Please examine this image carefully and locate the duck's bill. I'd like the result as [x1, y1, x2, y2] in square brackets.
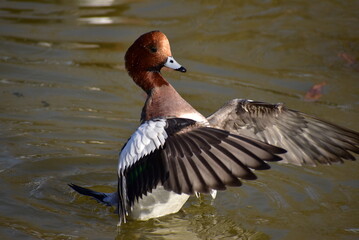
[164, 56, 187, 72]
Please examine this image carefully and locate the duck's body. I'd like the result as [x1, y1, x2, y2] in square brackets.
[69, 31, 359, 226]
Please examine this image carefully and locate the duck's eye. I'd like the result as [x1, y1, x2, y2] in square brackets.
[150, 46, 157, 53]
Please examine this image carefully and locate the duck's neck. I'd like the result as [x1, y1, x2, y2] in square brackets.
[130, 71, 169, 94]
[141, 83, 207, 123]
[129, 70, 207, 123]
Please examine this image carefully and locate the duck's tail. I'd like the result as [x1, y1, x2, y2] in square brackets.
[68, 183, 118, 206]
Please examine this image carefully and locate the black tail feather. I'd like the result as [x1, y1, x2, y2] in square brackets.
[68, 183, 111, 206]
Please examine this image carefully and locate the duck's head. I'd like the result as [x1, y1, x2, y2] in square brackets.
[125, 31, 186, 77]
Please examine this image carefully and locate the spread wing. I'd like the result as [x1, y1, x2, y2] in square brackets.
[207, 99, 359, 166]
[116, 117, 285, 224]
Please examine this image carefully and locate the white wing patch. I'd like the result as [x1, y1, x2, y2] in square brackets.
[119, 119, 168, 171]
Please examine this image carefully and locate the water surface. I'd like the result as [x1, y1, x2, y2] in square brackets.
[0, 0, 358, 239]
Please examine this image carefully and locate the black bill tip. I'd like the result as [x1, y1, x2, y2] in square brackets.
[176, 66, 187, 73]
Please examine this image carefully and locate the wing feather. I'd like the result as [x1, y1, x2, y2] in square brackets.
[117, 117, 286, 223]
[207, 99, 359, 165]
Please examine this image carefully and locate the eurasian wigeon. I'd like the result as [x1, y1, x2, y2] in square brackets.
[69, 31, 359, 226]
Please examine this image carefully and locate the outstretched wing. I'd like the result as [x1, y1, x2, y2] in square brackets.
[207, 99, 359, 166]
[117, 117, 285, 224]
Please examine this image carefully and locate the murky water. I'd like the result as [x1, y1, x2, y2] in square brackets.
[1, 0, 358, 239]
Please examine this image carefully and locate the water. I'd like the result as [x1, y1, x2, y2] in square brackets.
[0, 0, 358, 239]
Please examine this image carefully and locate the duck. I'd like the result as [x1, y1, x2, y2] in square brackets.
[69, 30, 359, 226]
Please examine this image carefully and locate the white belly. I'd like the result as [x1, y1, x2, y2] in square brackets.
[129, 186, 190, 221]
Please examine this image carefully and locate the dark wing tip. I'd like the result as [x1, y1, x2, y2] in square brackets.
[271, 154, 284, 162]
[241, 171, 258, 180]
[274, 146, 287, 154]
[255, 162, 272, 170]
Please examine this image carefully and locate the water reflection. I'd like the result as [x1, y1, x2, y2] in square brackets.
[78, 0, 117, 7]
[0, 0, 358, 239]
[116, 198, 269, 240]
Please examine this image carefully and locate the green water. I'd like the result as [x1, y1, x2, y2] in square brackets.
[0, 0, 358, 239]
